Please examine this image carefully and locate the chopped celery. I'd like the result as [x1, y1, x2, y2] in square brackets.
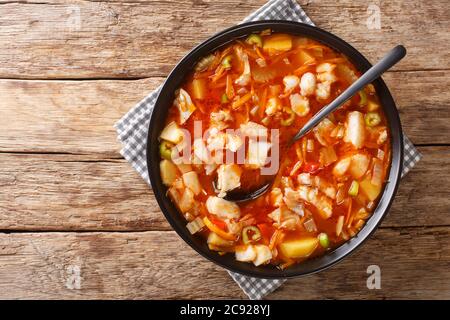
[280, 108, 295, 126]
[348, 180, 359, 196]
[221, 93, 229, 104]
[359, 90, 367, 106]
[365, 112, 381, 127]
[246, 34, 263, 47]
[221, 55, 232, 69]
[318, 233, 329, 248]
[159, 141, 173, 160]
[242, 226, 262, 244]
[186, 217, 205, 235]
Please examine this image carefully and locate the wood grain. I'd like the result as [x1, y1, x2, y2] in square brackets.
[0, 227, 448, 299]
[0, 70, 448, 158]
[0, 147, 448, 231]
[0, 0, 448, 79]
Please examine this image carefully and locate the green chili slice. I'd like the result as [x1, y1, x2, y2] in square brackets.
[242, 226, 262, 244]
[246, 34, 263, 47]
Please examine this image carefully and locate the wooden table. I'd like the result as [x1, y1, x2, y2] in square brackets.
[0, 0, 449, 300]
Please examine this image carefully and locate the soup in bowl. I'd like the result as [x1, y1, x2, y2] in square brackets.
[147, 21, 402, 278]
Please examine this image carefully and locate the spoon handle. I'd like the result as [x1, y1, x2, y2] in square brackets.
[291, 45, 406, 142]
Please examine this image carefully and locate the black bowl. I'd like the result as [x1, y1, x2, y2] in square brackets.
[147, 20, 403, 278]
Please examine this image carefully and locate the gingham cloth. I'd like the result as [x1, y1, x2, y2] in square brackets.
[115, 0, 422, 300]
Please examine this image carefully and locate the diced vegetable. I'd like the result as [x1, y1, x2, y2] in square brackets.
[358, 90, 367, 106]
[365, 112, 381, 127]
[246, 34, 263, 47]
[192, 78, 207, 100]
[279, 238, 319, 259]
[221, 55, 232, 69]
[159, 141, 173, 160]
[194, 54, 214, 72]
[360, 177, 382, 201]
[160, 160, 179, 186]
[348, 180, 359, 196]
[332, 157, 351, 177]
[178, 188, 195, 213]
[319, 146, 338, 166]
[336, 215, 344, 236]
[349, 153, 370, 179]
[242, 226, 262, 244]
[371, 158, 384, 187]
[296, 50, 315, 65]
[176, 163, 192, 174]
[182, 171, 202, 195]
[207, 232, 235, 247]
[303, 217, 317, 232]
[263, 34, 292, 52]
[318, 233, 330, 248]
[306, 139, 314, 152]
[160, 121, 183, 144]
[186, 217, 205, 234]
[221, 93, 229, 104]
[367, 100, 380, 112]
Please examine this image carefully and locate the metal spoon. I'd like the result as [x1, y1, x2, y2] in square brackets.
[224, 45, 406, 202]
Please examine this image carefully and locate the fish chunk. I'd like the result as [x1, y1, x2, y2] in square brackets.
[300, 72, 316, 96]
[247, 139, 271, 168]
[206, 196, 241, 219]
[236, 245, 257, 262]
[344, 111, 366, 149]
[291, 186, 333, 219]
[253, 245, 273, 266]
[290, 93, 310, 116]
[216, 164, 242, 197]
[174, 88, 196, 124]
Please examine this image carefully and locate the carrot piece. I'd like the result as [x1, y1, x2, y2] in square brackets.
[209, 216, 227, 231]
[294, 63, 315, 76]
[231, 91, 252, 110]
[258, 87, 268, 118]
[345, 198, 353, 225]
[257, 223, 275, 240]
[226, 74, 235, 99]
[203, 217, 237, 241]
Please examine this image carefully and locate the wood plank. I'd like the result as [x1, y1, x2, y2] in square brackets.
[0, 227, 448, 299]
[0, 147, 448, 231]
[0, 70, 448, 157]
[0, 0, 448, 79]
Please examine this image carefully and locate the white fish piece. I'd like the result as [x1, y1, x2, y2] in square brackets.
[216, 164, 242, 197]
[226, 133, 243, 152]
[344, 111, 366, 149]
[193, 138, 210, 163]
[283, 75, 300, 93]
[240, 121, 268, 138]
[295, 186, 333, 219]
[236, 245, 257, 262]
[300, 72, 316, 96]
[204, 163, 218, 176]
[297, 174, 337, 199]
[315, 81, 331, 100]
[290, 93, 310, 117]
[283, 188, 305, 216]
[174, 88, 196, 124]
[234, 46, 251, 86]
[247, 139, 271, 168]
[253, 245, 273, 266]
[316, 63, 336, 73]
[210, 109, 233, 130]
[317, 71, 337, 83]
[206, 196, 241, 219]
[265, 97, 281, 116]
[206, 128, 226, 151]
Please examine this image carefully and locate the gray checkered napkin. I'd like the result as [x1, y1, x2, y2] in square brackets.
[115, 0, 422, 300]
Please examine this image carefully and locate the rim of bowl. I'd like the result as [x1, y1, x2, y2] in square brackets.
[147, 20, 403, 279]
